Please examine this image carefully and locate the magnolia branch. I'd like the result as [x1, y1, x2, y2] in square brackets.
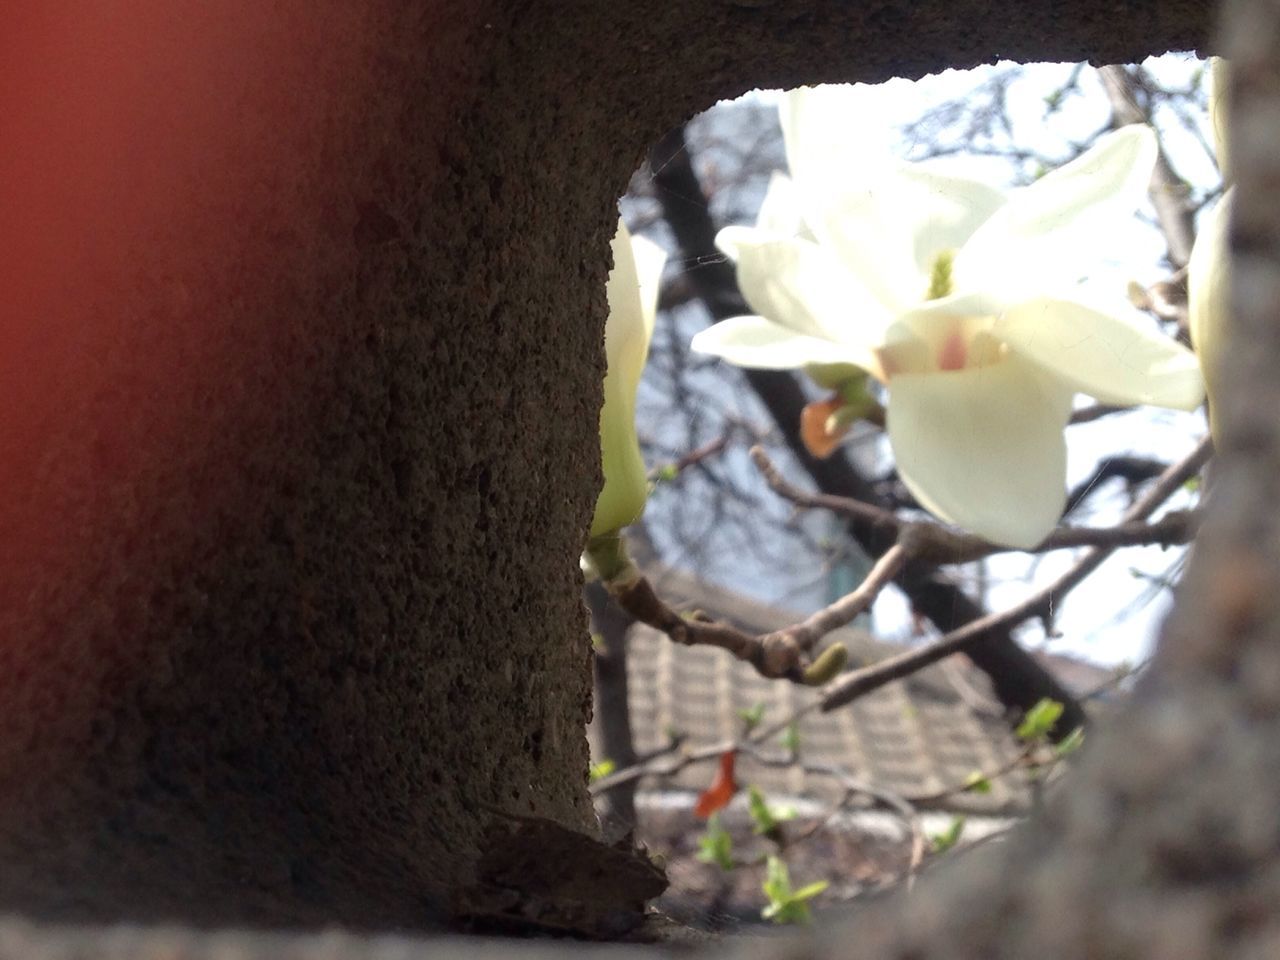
[817, 435, 1212, 712]
[1099, 64, 1197, 268]
[606, 434, 1204, 688]
[605, 570, 856, 685]
[648, 434, 731, 481]
[750, 445, 1202, 564]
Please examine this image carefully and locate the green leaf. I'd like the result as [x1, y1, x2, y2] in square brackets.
[1016, 698, 1064, 741]
[655, 463, 679, 483]
[590, 632, 605, 651]
[762, 855, 792, 902]
[696, 814, 735, 871]
[747, 786, 777, 835]
[588, 758, 616, 782]
[791, 880, 830, 902]
[738, 703, 766, 733]
[771, 803, 798, 822]
[780, 723, 801, 755]
[762, 899, 813, 925]
[1055, 727, 1086, 757]
[930, 815, 966, 854]
[760, 857, 823, 925]
[964, 772, 992, 794]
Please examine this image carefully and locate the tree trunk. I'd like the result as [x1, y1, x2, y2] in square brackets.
[0, 0, 1217, 942]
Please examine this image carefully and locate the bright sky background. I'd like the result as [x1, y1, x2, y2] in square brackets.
[633, 54, 1216, 670]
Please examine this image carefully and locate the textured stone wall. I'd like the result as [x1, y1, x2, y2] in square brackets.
[0, 0, 1215, 939]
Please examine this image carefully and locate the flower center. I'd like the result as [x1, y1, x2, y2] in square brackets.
[926, 250, 955, 301]
[938, 329, 967, 371]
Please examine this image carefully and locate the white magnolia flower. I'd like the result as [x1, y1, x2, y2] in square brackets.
[591, 218, 666, 539]
[692, 85, 1205, 548]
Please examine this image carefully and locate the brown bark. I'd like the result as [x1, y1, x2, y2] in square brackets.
[586, 581, 640, 830]
[0, 0, 1220, 946]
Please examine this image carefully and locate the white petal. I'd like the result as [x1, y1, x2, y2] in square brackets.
[998, 297, 1205, 410]
[956, 125, 1157, 299]
[793, 182, 922, 312]
[605, 219, 651, 392]
[892, 163, 1008, 275]
[714, 226, 894, 347]
[779, 85, 883, 192]
[778, 87, 929, 310]
[755, 172, 816, 241]
[1209, 57, 1230, 180]
[888, 359, 1073, 548]
[631, 233, 667, 343]
[690, 315, 877, 370]
[780, 86, 1007, 308]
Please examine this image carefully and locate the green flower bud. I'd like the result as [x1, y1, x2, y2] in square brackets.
[804, 362, 864, 390]
[590, 219, 666, 539]
[801, 643, 848, 686]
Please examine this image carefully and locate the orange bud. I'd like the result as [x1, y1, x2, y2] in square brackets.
[800, 396, 851, 459]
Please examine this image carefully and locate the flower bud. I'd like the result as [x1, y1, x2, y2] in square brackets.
[590, 218, 666, 539]
[1209, 57, 1230, 182]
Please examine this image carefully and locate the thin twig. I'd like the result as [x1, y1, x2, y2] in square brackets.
[799, 759, 926, 883]
[650, 435, 731, 481]
[1099, 64, 1198, 268]
[593, 736, 925, 888]
[749, 445, 899, 531]
[818, 436, 1212, 712]
[768, 545, 909, 652]
[1064, 455, 1169, 516]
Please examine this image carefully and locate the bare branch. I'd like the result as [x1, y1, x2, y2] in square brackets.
[1099, 64, 1198, 268]
[769, 545, 910, 650]
[752, 444, 1201, 564]
[817, 436, 1211, 712]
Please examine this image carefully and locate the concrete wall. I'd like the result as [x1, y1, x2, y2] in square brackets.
[0, 0, 1215, 938]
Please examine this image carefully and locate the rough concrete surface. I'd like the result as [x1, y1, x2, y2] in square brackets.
[6, 0, 1270, 955]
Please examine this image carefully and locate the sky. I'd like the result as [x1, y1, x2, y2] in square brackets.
[629, 54, 1217, 669]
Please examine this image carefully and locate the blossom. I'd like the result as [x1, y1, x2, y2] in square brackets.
[590, 218, 666, 540]
[691, 85, 1204, 548]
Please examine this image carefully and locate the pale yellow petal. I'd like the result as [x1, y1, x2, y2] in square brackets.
[956, 125, 1157, 300]
[888, 359, 1073, 548]
[715, 226, 894, 346]
[998, 296, 1204, 410]
[690, 315, 879, 372]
